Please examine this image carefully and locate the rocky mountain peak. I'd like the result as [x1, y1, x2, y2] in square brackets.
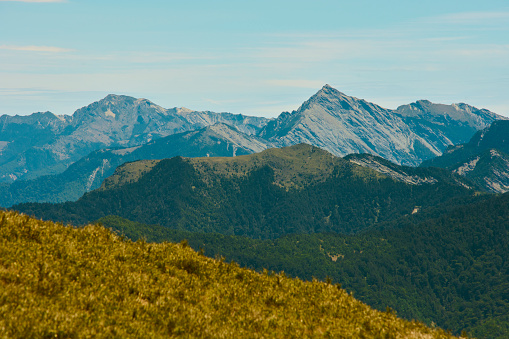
[307, 84, 351, 106]
[396, 100, 504, 126]
[101, 94, 137, 105]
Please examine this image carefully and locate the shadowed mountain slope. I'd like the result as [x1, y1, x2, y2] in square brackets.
[421, 120, 509, 193]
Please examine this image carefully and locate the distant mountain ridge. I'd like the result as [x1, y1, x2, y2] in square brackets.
[0, 85, 504, 186]
[0, 95, 269, 183]
[0, 123, 270, 207]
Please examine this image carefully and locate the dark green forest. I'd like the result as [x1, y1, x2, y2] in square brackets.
[15, 150, 479, 239]
[99, 191, 509, 338]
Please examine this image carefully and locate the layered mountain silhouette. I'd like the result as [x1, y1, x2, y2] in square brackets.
[0, 85, 504, 191]
[421, 120, 509, 193]
[0, 123, 270, 207]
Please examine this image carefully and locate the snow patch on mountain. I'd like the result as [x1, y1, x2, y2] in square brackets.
[104, 109, 116, 118]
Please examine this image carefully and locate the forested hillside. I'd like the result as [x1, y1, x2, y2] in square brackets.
[99, 191, 509, 338]
[14, 145, 477, 239]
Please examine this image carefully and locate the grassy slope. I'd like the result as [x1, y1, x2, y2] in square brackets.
[0, 210, 456, 338]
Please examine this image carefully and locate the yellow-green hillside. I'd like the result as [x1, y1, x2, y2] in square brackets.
[100, 144, 385, 192]
[0, 210, 457, 338]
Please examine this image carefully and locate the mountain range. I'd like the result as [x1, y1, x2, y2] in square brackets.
[11, 143, 506, 337]
[0, 84, 504, 207]
[0, 95, 268, 183]
[4, 85, 509, 338]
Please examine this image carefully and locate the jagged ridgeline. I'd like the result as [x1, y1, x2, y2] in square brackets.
[15, 144, 477, 238]
[1, 85, 504, 209]
[0, 209, 458, 338]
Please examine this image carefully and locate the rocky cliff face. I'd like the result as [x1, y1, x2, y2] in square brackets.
[259, 85, 503, 166]
[451, 150, 509, 193]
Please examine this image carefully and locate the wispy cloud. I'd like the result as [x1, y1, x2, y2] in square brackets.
[0, 0, 66, 2]
[0, 45, 74, 53]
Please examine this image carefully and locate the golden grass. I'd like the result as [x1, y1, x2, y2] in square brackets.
[0, 210, 458, 338]
[190, 144, 385, 190]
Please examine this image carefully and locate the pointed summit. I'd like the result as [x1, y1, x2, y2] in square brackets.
[259, 86, 443, 166]
[313, 84, 345, 99]
[320, 84, 334, 92]
[303, 85, 380, 114]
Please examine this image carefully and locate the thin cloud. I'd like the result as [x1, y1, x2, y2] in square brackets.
[442, 11, 509, 23]
[0, 45, 74, 53]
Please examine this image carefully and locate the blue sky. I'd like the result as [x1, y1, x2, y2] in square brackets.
[1, 0, 508, 118]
